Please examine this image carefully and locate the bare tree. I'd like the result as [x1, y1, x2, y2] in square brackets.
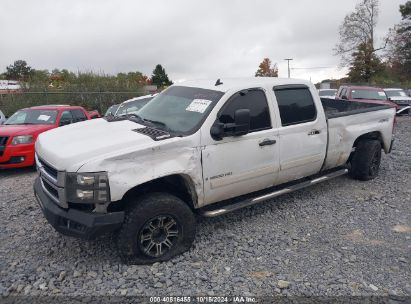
[334, 0, 382, 66]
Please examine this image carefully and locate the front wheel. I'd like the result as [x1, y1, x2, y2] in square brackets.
[116, 193, 196, 264]
[349, 139, 382, 181]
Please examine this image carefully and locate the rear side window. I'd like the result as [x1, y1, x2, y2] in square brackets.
[219, 89, 271, 132]
[273, 87, 316, 126]
[71, 109, 87, 122]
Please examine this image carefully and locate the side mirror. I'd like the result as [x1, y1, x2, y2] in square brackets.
[59, 119, 71, 126]
[341, 95, 348, 100]
[233, 109, 250, 136]
[210, 122, 224, 140]
[210, 109, 251, 140]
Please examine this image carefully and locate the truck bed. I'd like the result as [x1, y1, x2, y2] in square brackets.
[321, 98, 392, 119]
[321, 98, 395, 171]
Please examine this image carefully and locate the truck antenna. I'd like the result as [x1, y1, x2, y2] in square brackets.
[215, 79, 223, 86]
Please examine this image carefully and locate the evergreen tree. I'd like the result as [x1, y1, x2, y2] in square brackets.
[347, 42, 384, 82]
[151, 64, 172, 86]
[5, 60, 33, 81]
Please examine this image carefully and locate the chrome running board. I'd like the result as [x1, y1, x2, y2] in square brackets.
[201, 168, 348, 217]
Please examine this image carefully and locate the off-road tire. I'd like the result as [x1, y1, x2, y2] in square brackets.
[350, 139, 382, 181]
[116, 193, 196, 264]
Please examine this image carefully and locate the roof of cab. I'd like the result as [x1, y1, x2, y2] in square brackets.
[343, 85, 384, 91]
[384, 88, 403, 91]
[121, 94, 157, 104]
[22, 105, 84, 111]
[175, 78, 313, 93]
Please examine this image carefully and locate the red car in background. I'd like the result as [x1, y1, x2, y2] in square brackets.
[88, 110, 101, 119]
[335, 85, 400, 113]
[0, 105, 91, 168]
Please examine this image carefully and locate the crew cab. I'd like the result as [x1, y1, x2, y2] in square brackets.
[336, 85, 400, 113]
[0, 105, 91, 168]
[34, 78, 396, 264]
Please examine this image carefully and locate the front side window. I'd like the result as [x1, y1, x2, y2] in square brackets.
[274, 87, 317, 126]
[218, 89, 271, 132]
[5, 110, 58, 125]
[340, 88, 347, 98]
[137, 86, 224, 134]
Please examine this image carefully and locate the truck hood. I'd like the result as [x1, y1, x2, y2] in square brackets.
[35, 118, 157, 171]
[389, 96, 411, 104]
[0, 124, 54, 137]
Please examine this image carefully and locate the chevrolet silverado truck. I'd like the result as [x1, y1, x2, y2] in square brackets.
[0, 105, 91, 168]
[34, 78, 396, 264]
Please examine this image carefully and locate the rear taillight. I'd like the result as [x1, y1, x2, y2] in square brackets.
[392, 116, 396, 133]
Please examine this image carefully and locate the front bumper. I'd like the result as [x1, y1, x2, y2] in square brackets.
[34, 177, 124, 240]
[0, 143, 35, 168]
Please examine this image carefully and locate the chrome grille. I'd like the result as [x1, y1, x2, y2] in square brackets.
[38, 158, 58, 180]
[36, 154, 68, 208]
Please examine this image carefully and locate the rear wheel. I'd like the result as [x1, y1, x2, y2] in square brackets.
[116, 193, 196, 264]
[349, 139, 382, 181]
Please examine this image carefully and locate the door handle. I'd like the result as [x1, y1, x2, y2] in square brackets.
[308, 130, 321, 135]
[259, 139, 277, 146]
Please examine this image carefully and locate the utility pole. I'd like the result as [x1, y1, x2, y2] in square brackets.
[284, 58, 293, 78]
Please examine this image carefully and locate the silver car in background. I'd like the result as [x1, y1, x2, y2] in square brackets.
[115, 94, 156, 117]
[318, 89, 337, 99]
[384, 88, 411, 115]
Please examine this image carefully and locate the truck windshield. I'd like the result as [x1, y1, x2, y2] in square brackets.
[319, 90, 337, 96]
[105, 104, 119, 116]
[137, 86, 224, 134]
[116, 97, 152, 116]
[351, 89, 387, 100]
[5, 110, 58, 125]
[385, 90, 407, 98]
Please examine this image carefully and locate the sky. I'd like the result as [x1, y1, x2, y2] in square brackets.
[0, 0, 405, 84]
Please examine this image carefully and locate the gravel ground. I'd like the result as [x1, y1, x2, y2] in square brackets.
[0, 117, 410, 299]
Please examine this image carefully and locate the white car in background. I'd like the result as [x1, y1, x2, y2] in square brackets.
[0, 110, 6, 125]
[318, 89, 337, 99]
[384, 88, 411, 115]
[115, 94, 156, 117]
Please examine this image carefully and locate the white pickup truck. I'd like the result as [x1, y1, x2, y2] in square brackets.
[34, 78, 396, 264]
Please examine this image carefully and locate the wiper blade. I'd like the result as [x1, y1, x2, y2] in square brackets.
[143, 118, 167, 128]
[125, 113, 144, 122]
[142, 118, 173, 133]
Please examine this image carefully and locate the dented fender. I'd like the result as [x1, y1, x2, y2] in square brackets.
[78, 135, 204, 206]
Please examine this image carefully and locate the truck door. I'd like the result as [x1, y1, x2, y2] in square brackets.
[201, 88, 280, 205]
[273, 85, 327, 183]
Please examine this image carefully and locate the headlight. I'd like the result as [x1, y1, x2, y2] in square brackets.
[12, 135, 33, 145]
[65, 172, 110, 204]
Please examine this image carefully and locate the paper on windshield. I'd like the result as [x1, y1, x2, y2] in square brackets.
[38, 115, 51, 121]
[186, 99, 212, 113]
